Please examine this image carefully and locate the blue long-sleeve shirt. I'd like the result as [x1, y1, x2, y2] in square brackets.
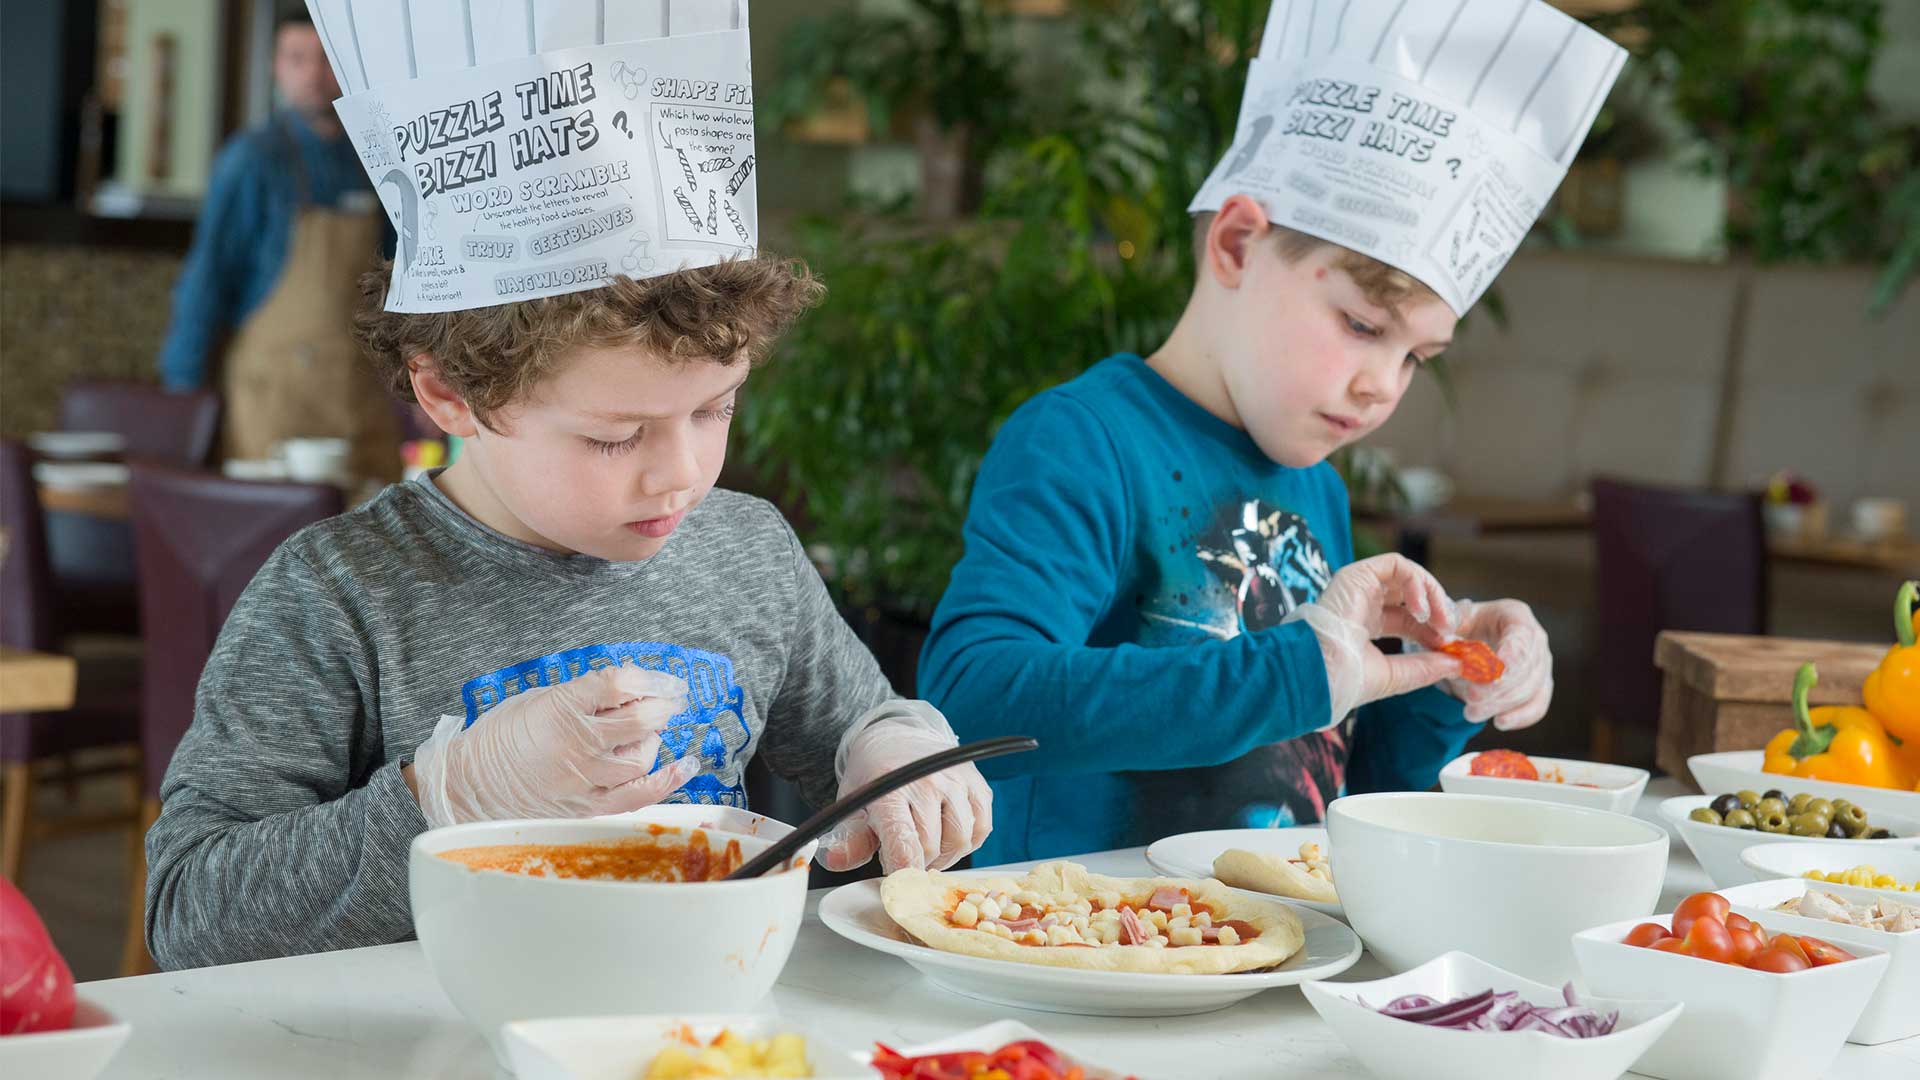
[919, 354, 1477, 864]
[158, 112, 378, 390]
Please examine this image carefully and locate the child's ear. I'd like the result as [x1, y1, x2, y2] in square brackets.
[408, 355, 480, 438]
[1205, 194, 1270, 290]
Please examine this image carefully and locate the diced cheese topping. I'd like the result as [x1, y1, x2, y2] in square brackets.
[1217, 925, 1241, 946]
[950, 900, 979, 928]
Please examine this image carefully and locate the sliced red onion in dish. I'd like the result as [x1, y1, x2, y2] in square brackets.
[1362, 984, 1618, 1038]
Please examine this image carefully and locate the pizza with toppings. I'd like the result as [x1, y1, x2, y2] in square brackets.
[1211, 842, 1338, 905]
[879, 861, 1305, 975]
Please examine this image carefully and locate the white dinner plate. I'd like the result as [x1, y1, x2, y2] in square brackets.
[817, 871, 1361, 1017]
[31, 461, 130, 490]
[1144, 827, 1343, 919]
[27, 431, 123, 459]
[1689, 750, 1920, 822]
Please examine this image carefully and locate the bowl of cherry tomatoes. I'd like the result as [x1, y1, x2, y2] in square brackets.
[1572, 891, 1890, 1080]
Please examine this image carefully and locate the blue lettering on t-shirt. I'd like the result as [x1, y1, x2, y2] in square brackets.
[459, 641, 752, 806]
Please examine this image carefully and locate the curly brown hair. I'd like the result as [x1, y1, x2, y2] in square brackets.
[1191, 213, 1440, 315]
[353, 257, 825, 427]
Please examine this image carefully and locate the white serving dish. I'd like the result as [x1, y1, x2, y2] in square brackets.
[1657, 795, 1920, 888]
[1143, 826, 1342, 918]
[1573, 911, 1889, 1080]
[1718, 877, 1920, 1044]
[859, 1019, 1137, 1080]
[0, 998, 132, 1080]
[1326, 792, 1668, 984]
[1302, 951, 1682, 1080]
[30, 461, 130, 490]
[1739, 840, 1920, 898]
[816, 872, 1362, 1017]
[595, 803, 798, 843]
[1438, 753, 1649, 815]
[502, 1013, 867, 1080]
[27, 431, 124, 459]
[1689, 750, 1920, 822]
[411, 818, 816, 1067]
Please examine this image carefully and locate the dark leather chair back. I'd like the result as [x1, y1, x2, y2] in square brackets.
[128, 465, 343, 796]
[59, 380, 221, 468]
[1591, 477, 1768, 767]
[0, 438, 57, 653]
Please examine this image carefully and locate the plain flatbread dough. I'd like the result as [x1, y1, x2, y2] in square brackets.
[879, 860, 1304, 975]
[1211, 848, 1339, 905]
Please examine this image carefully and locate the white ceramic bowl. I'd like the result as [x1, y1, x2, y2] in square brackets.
[1438, 753, 1650, 815]
[411, 818, 816, 1067]
[1302, 951, 1681, 1080]
[595, 803, 796, 843]
[1572, 912, 1889, 1080]
[1326, 792, 1668, 983]
[1658, 795, 1920, 888]
[1738, 840, 1920, 899]
[1719, 877, 1920, 1044]
[0, 998, 131, 1080]
[1689, 750, 1920, 822]
[503, 1013, 867, 1080]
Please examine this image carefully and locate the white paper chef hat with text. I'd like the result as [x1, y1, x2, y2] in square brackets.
[306, 1, 756, 312]
[1190, 0, 1627, 315]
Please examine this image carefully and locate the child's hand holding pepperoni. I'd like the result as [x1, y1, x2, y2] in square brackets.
[1437, 598, 1554, 731]
[1284, 554, 1466, 729]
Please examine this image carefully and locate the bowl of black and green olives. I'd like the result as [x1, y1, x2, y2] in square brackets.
[1660, 793, 1920, 888]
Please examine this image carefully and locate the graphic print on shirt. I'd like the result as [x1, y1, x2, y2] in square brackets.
[1136, 494, 1347, 831]
[461, 641, 750, 806]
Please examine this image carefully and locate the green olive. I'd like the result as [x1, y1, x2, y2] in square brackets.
[1791, 815, 1830, 837]
[1837, 804, 1871, 831]
[1830, 798, 1853, 813]
[1788, 793, 1813, 815]
[1758, 810, 1792, 834]
[1723, 808, 1758, 829]
[1738, 789, 1762, 810]
[1690, 807, 1725, 826]
[1805, 798, 1833, 819]
[1852, 821, 1877, 840]
[1754, 797, 1788, 820]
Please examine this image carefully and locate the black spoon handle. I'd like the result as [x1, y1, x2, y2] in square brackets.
[723, 735, 1038, 880]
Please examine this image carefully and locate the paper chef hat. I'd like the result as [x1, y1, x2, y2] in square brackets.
[1190, 0, 1627, 315]
[305, 1, 756, 312]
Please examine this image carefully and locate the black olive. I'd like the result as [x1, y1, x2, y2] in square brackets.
[1826, 819, 1851, 839]
[1868, 828, 1894, 840]
[1761, 789, 1786, 803]
[1710, 793, 1743, 817]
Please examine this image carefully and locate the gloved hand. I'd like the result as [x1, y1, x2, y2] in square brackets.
[411, 666, 702, 828]
[818, 702, 993, 874]
[1283, 553, 1463, 729]
[1438, 598, 1554, 730]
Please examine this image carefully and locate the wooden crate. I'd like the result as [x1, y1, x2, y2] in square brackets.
[1654, 632, 1887, 783]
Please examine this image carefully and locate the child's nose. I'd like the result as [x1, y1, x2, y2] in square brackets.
[638, 427, 702, 499]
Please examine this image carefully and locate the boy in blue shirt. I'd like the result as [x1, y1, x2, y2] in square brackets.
[920, 0, 1621, 863]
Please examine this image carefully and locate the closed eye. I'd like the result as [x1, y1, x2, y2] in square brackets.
[584, 430, 642, 455]
[1344, 313, 1382, 339]
[695, 403, 738, 422]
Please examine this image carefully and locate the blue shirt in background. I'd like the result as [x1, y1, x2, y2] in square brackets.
[919, 354, 1478, 865]
[158, 112, 379, 390]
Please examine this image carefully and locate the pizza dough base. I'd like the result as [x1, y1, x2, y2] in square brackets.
[1211, 848, 1339, 905]
[880, 860, 1305, 975]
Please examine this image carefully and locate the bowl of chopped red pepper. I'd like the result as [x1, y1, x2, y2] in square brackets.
[866, 1021, 1136, 1080]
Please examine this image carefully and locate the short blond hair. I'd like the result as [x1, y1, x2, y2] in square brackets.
[1191, 212, 1439, 314]
[353, 257, 824, 427]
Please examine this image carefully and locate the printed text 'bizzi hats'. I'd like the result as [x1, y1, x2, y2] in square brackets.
[1190, 0, 1627, 315]
[306, 0, 756, 312]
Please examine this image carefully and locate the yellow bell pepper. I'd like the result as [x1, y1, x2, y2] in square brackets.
[1763, 662, 1917, 789]
[1862, 581, 1919, 775]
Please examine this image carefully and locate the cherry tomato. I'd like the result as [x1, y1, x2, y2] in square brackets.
[1797, 936, 1857, 967]
[1745, 948, 1811, 973]
[1724, 913, 1756, 936]
[1683, 914, 1735, 964]
[1468, 749, 1537, 780]
[1670, 893, 1731, 940]
[1728, 927, 1766, 965]
[1650, 937, 1691, 955]
[1623, 923, 1672, 948]
[1772, 933, 1811, 966]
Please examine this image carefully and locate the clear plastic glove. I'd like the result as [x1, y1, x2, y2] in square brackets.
[818, 702, 993, 874]
[411, 666, 703, 828]
[1438, 598, 1554, 731]
[1283, 553, 1463, 729]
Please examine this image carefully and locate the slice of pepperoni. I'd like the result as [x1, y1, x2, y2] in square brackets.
[1439, 638, 1505, 684]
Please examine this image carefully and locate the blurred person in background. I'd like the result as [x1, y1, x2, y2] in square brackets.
[156, 11, 399, 482]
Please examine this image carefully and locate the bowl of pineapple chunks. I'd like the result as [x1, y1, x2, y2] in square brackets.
[502, 1015, 869, 1079]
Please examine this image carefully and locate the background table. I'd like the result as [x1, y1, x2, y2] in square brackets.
[0, 645, 78, 711]
[80, 780, 1920, 1079]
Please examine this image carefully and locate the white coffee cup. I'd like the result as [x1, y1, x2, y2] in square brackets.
[280, 438, 352, 485]
[1852, 497, 1909, 542]
[1397, 467, 1454, 512]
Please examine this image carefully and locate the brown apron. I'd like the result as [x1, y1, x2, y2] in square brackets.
[222, 127, 400, 484]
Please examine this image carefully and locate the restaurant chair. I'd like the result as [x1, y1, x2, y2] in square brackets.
[123, 464, 343, 975]
[1590, 477, 1768, 770]
[0, 439, 143, 885]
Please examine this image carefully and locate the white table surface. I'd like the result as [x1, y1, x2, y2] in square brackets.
[81, 779, 1920, 1079]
